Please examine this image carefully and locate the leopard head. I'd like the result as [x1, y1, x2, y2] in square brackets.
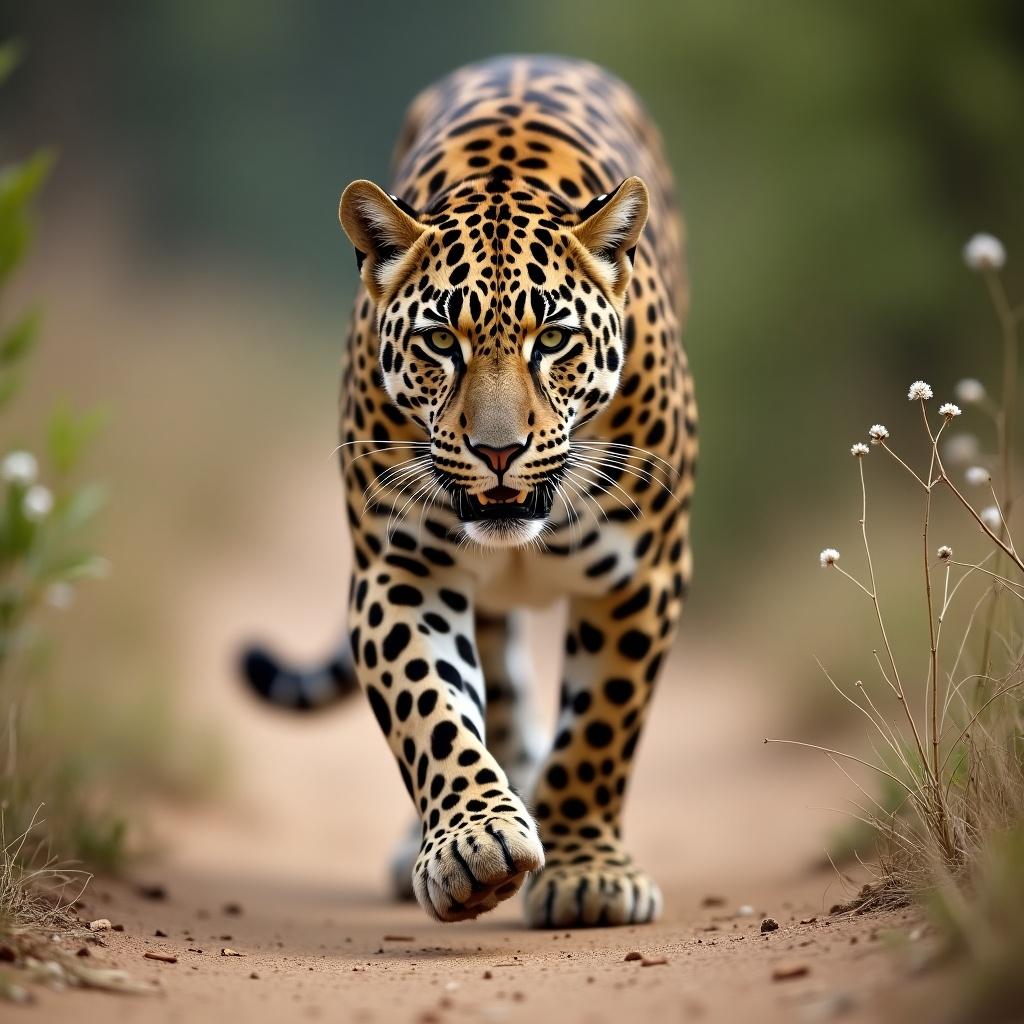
[339, 172, 648, 548]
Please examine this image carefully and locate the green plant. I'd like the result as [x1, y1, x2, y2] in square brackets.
[0, 40, 117, 865]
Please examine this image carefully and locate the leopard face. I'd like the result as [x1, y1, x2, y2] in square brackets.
[339, 174, 649, 548]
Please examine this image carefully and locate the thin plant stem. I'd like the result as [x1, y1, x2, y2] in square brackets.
[855, 457, 932, 783]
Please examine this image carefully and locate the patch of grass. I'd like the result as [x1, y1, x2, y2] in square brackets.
[0, 809, 152, 1004]
[770, 235, 1024, 933]
[0, 807, 84, 934]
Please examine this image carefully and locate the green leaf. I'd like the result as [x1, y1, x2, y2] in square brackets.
[0, 370, 20, 409]
[0, 148, 56, 211]
[0, 481, 35, 561]
[0, 40, 21, 86]
[0, 149, 56, 284]
[0, 307, 40, 367]
[36, 550, 108, 583]
[55, 482, 108, 533]
[46, 404, 107, 475]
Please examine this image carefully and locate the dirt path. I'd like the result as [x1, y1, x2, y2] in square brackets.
[25, 635, 937, 1023]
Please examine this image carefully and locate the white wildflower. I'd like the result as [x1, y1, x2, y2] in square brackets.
[954, 378, 986, 404]
[46, 582, 75, 610]
[908, 380, 933, 401]
[963, 233, 1006, 271]
[938, 402, 962, 419]
[980, 505, 1002, 530]
[868, 424, 889, 445]
[937, 545, 953, 561]
[2, 450, 37, 485]
[23, 484, 53, 521]
[943, 434, 980, 465]
[819, 547, 840, 568]
[850, 442, 869, 457]
[965, 466, 990, 486]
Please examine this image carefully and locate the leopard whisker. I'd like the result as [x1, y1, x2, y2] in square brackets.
[369, 465, 433, 525]
[553, 482, 582, 548]
[570, 446, 673, 484]
[361, 456, 433, 514]
[570, 452, 680, 503]
[571, 439, 678, 477]
[348, 444, 433, 467]
[330, 438, 431, 462]
[387, 475, 439, 544]
[362, 455, 431, 502]
[565, 464, 642, 519]
[560, 472, 608, 528]
[416, 478, 449, 540]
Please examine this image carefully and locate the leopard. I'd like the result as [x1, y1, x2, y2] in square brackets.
[242, 54, 697, 929]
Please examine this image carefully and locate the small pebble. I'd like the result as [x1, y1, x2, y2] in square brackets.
[761, 918, 779, 933]
[623, 950, 643, 962]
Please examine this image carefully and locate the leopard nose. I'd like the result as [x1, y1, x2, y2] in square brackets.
[471, 441, 528, 474]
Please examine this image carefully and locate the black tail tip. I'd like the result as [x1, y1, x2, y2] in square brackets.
[240, 645, 283, 701]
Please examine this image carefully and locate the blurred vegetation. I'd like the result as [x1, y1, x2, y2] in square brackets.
[931, 824, 1024, 1023]
[2, 1, 1021, 597]
[0, 43, 213, 872]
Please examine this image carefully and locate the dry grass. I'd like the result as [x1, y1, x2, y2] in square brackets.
[769, 236, 1024, 926]
[0, 808, 153, 1003]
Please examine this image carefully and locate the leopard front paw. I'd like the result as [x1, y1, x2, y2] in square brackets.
[523, 856, 662, 928]
[412, 804, 544, 923]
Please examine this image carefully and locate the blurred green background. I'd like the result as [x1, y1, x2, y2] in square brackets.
[3, 0, 1023, 590]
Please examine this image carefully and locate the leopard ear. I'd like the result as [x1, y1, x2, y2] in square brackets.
[571, 176, 649, 297]
[339, 180, 427, 302]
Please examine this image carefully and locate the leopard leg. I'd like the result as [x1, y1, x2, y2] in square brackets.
[524, 562, 685, 928]
[349, 566, 545, 922]
[476, 610, 545, 796]
[389, 610, 543, 900]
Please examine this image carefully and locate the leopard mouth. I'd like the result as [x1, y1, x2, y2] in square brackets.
[458, 485, 551, 522]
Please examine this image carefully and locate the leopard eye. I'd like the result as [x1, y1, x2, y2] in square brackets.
[535, 326, 571, 354]
[424, 329, 457, 355]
